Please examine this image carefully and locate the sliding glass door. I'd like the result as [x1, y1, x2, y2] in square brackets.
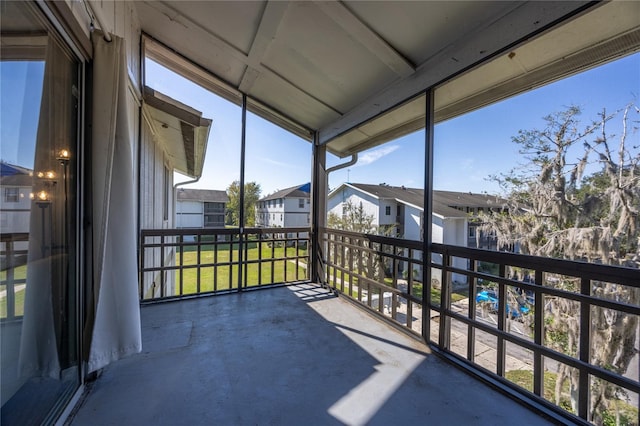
[1, 2, 82, 424]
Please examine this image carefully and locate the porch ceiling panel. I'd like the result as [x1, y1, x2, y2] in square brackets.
[326, 1, 640, 157]
[260, 1, 403, 115]
[342, 1, 521, 67]
[135, 1, 636, 158]
[249, 71, 341, 130]
[136, 1, 256, 87]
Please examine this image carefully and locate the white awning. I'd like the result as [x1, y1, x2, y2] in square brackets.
[142, 86, 211, 178]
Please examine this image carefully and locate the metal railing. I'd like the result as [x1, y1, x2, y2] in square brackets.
[321, 227, 640, 425]
[139, 227, 310, 302]
[1, 232, 29, 321]
[321, 228, 424, 333]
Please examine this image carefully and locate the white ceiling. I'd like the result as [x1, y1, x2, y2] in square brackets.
[135, 1, 640, 157]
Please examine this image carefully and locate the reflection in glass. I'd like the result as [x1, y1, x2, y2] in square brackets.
[1, 2, 80, 424]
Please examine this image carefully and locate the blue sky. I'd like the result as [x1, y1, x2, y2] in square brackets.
[147, 52, 639, 197]
[2, 53, 635, 197]
[0, 61, 45, 168]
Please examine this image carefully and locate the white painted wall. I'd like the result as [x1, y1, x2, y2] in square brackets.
[284, 197, 309, 227]
[176, 200, 204, 228]
[443, 217, 469, 284]
[0, 187, 31, 234]
[256, 196, 309, 228]
[405, 206, 422, 241]
[71, 0, 166, 298]
[327, 186, 379, 224]
[378, 199, 396, 226]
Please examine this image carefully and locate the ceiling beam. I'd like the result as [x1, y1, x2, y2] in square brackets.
[239, 1, 290, 93]
[146, 1, 248, 66]
[314, 0, 415, 78]
[317, 1, 595, 145]
[144, 1, 339, 122]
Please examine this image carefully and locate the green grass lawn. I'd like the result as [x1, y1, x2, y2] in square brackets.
[506, 369, 570, 406]
[0, 287, 25, 318]
[505, 370, 638, 424]
[0, 264, 27, 281]
[174, 245, 308, 294]
[324, 268, 468, 306]
[1, 264, 27, 318]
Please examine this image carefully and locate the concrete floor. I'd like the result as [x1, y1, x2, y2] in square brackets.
[70, 284, 554, 425]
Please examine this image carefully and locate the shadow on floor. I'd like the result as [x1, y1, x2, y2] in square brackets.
[70, 284, 552, 425]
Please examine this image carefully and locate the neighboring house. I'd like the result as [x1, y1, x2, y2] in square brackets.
[0, 163, 33, 261]
[255, 183, 311, 229]
[0, 162, 33, 236]
[327, 183, 507, 283]
[175, 188, 228, 228]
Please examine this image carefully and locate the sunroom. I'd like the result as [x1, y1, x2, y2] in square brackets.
[0, 1, 638, 425]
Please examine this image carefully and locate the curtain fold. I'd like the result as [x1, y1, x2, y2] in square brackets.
[19, 36, 72, 379]
[87, 31, 141, 373]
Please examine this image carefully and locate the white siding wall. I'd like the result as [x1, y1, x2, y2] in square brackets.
[443, 218, 469, 284]
[283, 197, 309, 227]
[0, 187, 32, 235]
[327, 187, 379, 225]
[176, 200, 204, 228]
[256, 196, 310, 228]
[65, 2, 174, 297]
[378, 200, 396, 226]
[83, 1, 141, 90]
[139, 119, 171, 230]
[432, 216, 444, 244]
[404, 206, 422, 241]
[261, 199, 284, 227]
[139, 99, 177, 298]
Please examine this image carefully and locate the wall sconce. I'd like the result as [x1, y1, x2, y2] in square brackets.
[31, 190, 51, 207]
[57, 149, 71, 165]
[37, 170, 57, 181]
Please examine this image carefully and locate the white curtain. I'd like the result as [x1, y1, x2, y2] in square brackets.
[87, 31, 141, 373]
[19, 36, 72, 379]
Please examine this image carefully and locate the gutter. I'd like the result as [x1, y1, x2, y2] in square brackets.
[326, 153, 357, 175]
[174, 176, 201, 229]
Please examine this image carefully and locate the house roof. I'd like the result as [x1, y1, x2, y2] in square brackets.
[260, 183, 310, 201]
[137, 2, 638, 157]
[333, 183, 507, 219]
[142, 86, 212, 179]
[0, 162, 33, 186]
[0, 174, 33, 187]
[1, 162, 32, 177]
[176, 188, 228, 203]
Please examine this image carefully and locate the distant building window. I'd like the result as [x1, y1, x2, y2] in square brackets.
[279, 198, 283, 207]
[385, 206, 391, 216]
[469, 226, 476, 238]
[280, 214, 283, 220]
[4, 187, 19, 203]
[397, 205, 401, 216]
[204, 202, 224, 213]
[299, 198, 304, 208]
[306, 199, 310, 204]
